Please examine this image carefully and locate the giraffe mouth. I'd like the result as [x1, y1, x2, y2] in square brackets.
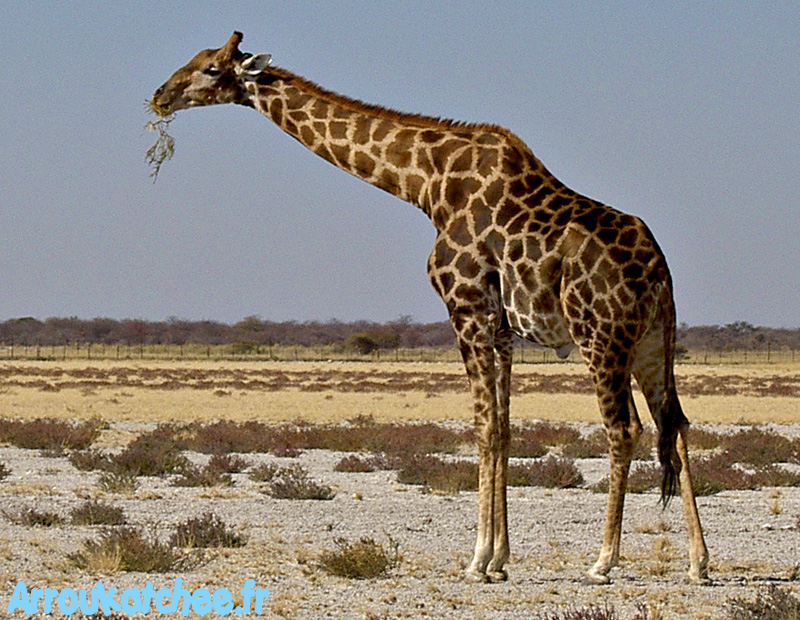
[149, 94, 174, 118]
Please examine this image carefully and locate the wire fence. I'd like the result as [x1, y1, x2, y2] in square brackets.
[0, 342, 797, 366]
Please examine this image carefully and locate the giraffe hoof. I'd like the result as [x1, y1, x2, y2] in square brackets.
[686, 572, 712, 586]
[582, 571, 612, 586]
[464, 568, 489, 584]
[487, 569, 508, 583]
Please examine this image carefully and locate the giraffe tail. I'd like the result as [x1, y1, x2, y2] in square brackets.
[657, 389, 687, 506]
[656, 282, 688, 507]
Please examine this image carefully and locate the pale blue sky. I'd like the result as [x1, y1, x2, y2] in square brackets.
[1, 2, 798, 326]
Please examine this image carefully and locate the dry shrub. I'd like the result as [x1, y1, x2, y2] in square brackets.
[562, 428, 608, 459]
[68, 527, 187, 573]
[264, 464, 335, 500]
[71, 500, 126, 526]
[71, 425, 189, 477]
[248, 463, 280, 483]
[396, 454, 583, 493]
[717, 426, 798, 466]
[207, 453, 250, 473]
[626, 463, 662, 493]
[687, 426, 725, 450]
[5, 507, 64, 527]
[186, 420, 468, 456]
[750, 465, 800, 488]
[0, 418, 102, 451]
[533, 602, 621, 620]
[186, 421, 269, 454]
[334, 455, 379, 473]
[590, 462, 661, 494]
[70, 449, 117, 472]
[171, 464, 232, 488]
[170, 513, 246, 548]
[725, 585, 800, 620]
[116, 425, 190, 476]
[318, 536, 400, 579]
[691, 454, 757, 495]
[0, 462, 9, 481]
[170, 451, 246, 487]
[509, 456, 584, 489]
[632, 428, 655, 460]
[396, 455, 476, 494]
[97, 471, 139, 494]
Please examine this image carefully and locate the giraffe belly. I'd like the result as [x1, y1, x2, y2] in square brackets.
[502, 286, 574, 353]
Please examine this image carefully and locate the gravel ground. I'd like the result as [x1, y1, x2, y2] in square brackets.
[0, 422, 798, 619]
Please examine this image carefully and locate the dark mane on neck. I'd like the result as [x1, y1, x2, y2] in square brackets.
[266, 65, 526, 146]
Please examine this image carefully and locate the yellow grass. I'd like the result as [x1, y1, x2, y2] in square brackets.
[0, 359, 797, 425]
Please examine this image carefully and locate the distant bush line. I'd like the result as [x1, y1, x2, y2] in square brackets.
[0, 317, 798, 363]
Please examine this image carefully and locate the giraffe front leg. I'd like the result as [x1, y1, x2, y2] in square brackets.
[484, 452, 509, 583]
[485, 332, 512, 583]
[466, 445, 498, 583]
[459, 335, 507, 583]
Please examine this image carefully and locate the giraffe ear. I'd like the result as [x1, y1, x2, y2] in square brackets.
[238, 54, 272, 77]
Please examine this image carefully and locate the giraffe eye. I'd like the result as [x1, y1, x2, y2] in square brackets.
[203, 66, 221, 77]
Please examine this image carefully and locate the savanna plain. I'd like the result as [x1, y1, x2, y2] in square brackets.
[0, 358, 798, 619]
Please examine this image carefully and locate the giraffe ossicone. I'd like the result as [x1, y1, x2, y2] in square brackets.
[151, 31, 710, 586]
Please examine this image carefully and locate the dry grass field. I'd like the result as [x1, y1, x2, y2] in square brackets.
[1, 359, 798, 426]
[0, 359, 798, 619]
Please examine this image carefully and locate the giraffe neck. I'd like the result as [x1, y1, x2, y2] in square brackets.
[241, 67, 518, 223]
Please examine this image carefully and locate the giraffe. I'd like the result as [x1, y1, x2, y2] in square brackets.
[151, 32, 709, 585]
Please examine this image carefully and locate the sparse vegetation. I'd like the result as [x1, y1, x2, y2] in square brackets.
[248, 462, 280, 483]
[170, 512, 246, 548]
[395, 454, 584, 493]
[5, 506, 64, 527]
[318, 536, 400, 579]
[171, 463, 233, 488]
[96, 471, 139, 494]
[725, 585, 800, 620]
[0, 418, 101, 451]
[68, 526, 187, 573]
[533, 602, 651, 620]
[263, 464, 335, 500]
[334, 454, 380, 472]
[510, 455, 585, 488]
[70, 500, 126, 526]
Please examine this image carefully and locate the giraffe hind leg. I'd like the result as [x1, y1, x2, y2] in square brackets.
[676, 428, 711, 584]
[585, 371, 642, 585]
[633, 339, 711, 584]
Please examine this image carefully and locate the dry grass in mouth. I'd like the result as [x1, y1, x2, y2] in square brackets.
[144, 107, 176, 181]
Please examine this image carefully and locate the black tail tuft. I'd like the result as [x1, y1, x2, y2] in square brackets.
[657, 392, 688, 507]
[658, 428, 680, 507]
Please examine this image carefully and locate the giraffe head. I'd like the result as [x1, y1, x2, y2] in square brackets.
[150, 31, 272, 116]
